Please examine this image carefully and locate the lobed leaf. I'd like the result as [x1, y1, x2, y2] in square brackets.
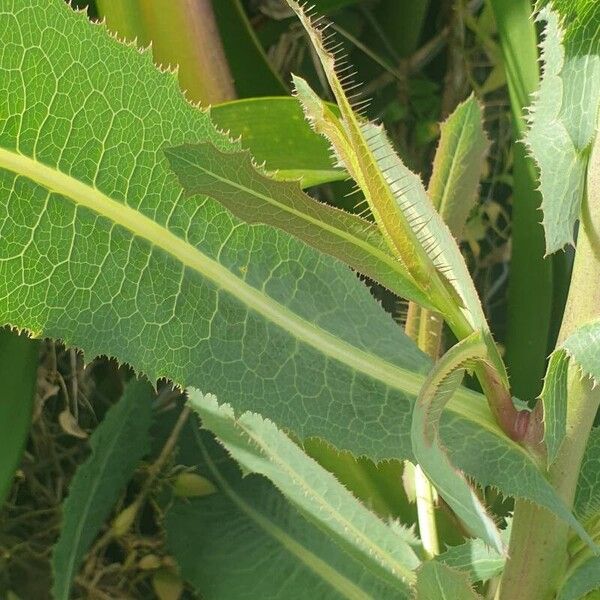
[166, 432, 405, 600]
[51, 379, 154, 600]
[166, 142, 435, 309]
[542, 321, 600, 465]
[524, 6, 600, 253]
[187, 389, 420, 592]
[414, 561, 481, 600]
[0, 0, 589, 545]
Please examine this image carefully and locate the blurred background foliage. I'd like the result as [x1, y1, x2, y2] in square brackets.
[0, 1, 561, 598]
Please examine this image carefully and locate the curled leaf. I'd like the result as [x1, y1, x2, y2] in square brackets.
[411, 332, 504, 553]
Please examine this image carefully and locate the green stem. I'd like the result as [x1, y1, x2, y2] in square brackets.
[96, 0, 236, 105]
[414, 464, 440, 557]
[405, 303, 441, 558]
[497, 131, 600, 600]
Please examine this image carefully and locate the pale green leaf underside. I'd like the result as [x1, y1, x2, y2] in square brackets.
[526, 7, 600, 253]
[575, 427, 600, 520]
[360, 122, 488, 332]
[165, 142, 435, 309]
[543, 321, 600, 464]
[286, 1, 487, 334]
[0, 0, 588, 538]
[437, 533, 508, 583]
[557, 556, 600, 600]
[51, 379, 154, 600]
[411, 333, 503, 553]
[187, 389, 419, 591]
[415, 562, 481, 600]
[166, 432, 406, 600]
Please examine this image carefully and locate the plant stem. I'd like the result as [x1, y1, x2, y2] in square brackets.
[405, 303, 441, 557]
[414, 464, 440, 557]
[97, 0, 236, 105]
[497, 130, 600, 600]
[111, 406, 191, 537]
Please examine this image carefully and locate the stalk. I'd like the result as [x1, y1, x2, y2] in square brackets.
[96, 0, 236, 105]
[497, 130, 600, 600]
[414, 464, 440, 557]
[405, 306, 441, 558]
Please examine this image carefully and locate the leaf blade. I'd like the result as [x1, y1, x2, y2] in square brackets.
[0, 0, 587, 547]
[166, 142, 435, 309]
[51, 379, 154, 600]
[166, 432, 410, 600]
[210, 97, 345, 187]
[557, 557, 600, 600]
[187, 389, 420, 591]
[415, 562, 481, 600]
[437, 535, 507, 583]
[543, 321, 600, 465]
[575, 427, 600, 521]
[428, 94, 490, 238]
[411, 333, 504, 553]
[525, 6, 600, 253]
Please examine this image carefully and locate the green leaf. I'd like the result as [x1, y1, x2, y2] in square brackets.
[0, 0, 588, 545]
[558, 557, 600, 600]
[428, 94, 490, 238]
[286, 2, 486, 334]
[51, 379, 154, 600]
[210, 97, 345, 187]
[575, 427, 600, 521]
[166, 142, 435, 309]
[490, 0, 556, 404]
[543, 321, 600, 465]
[541, 350, 570, 465]
[437, 534, 507, 583]
[212, 0, 287, 97]
[166, 431, 409, 600]
[525, 6, 600, 253]
[0, 329, 38, 507]
[187, 389, 420, 592]
[411, 332, 504, 553]
[414, 562, 481, 600]
[489, 0, 539, 135]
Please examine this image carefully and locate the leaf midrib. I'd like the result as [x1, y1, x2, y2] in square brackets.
[173, 149, 410, 285]
[0, 147, 519, 451]
[231, 410, 419, 585]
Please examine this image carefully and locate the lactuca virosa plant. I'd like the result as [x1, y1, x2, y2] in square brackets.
[0, 0, 599, 598]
